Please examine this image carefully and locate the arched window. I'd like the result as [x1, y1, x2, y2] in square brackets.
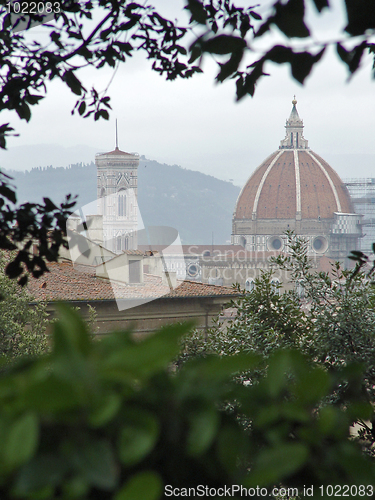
[116, 234, 129, 252]
[100, 188, 106, 216]
[118, 192, 126, 217]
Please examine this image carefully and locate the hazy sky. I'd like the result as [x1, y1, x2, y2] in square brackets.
[1, 0, 375, 186]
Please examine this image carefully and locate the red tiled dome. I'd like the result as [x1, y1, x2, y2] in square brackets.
[234, 101, 353, 220]
[235, 150, 353, 220]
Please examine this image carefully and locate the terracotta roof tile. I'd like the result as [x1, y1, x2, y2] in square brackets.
[234, 149, 353, 220]
[27, 261, 240, 302]
[97, 147, 134, 157]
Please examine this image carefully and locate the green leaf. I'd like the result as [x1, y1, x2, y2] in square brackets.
[70, 437, 118, 490]
[264, 45, 325, 84]
[24, 94, 43, 105]
[5, 259, 23, 279]
[266, 350, 296, 397]
[247, 443, 309, 486]
[88, 392, 122, 427]
[63, 70, 83, 96]
[78, 101, 86, 116]
[4, 413, 39, 470]
[273, 0, 310, 38]
[115, 471, 162, 500]
[188, 44, 202, 64]
[201, 34, 246, 55]
[62, 475, 90, 499]
[217, 425, 248, 474]
[349, 250, 365, 257]
[337, 42, 368, 75]
[53, 304, 91, 357]
[345, 0, 375, 36]
[250, 10, 262, 21]
[186, 352, 260, 380]
[43, 197, 57, 211]
[113, 41, 133, 55]
[22, 376, 81, 413]
[0, 183, 17, 204]
[293, 366, 330, 404]
[103, 322, 193, 381]
[16, 101, 31, 122]
[119, 409, 159, 466]
[216, 50, 243, 82]
[12, 454, 65, 496]
[318, 406, 343, 435]
[290, 48, 325, 83]
[235, 62, 267, 100]
[187, 406, 219, 456]
[185, 0, 208, 25]
[346, 402, 373, 422]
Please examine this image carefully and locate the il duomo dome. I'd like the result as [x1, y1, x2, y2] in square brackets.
[232, 99, 362, 261]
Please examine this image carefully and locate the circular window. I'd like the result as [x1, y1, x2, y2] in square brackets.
[272, 238, 282, 250]
[187, 263, 199, 278]
[313, 238, 323, 250]
[203, 250, 211, 257]
[268, 236, 283, 251]
[312, 236, 327, 253]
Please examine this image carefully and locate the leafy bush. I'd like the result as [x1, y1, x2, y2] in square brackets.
[180, 234, 375, 456]
[0, 252, 48, 362]
[0, 306, 374, 499]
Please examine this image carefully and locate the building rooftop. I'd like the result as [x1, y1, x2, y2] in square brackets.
[138, 244, 248, 256]
[27, 261, 240, 302]
[234, 99, 353, 221]
[96, 147, 136, 157]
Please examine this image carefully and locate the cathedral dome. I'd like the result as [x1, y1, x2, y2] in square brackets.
[232, 99, 361, 260]
[234, 100, 353, 221]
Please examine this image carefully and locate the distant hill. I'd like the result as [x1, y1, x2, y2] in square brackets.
[0, 144, 101, 172]
[4, 158, 240, 245]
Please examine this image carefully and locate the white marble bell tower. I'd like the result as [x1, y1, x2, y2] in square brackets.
[96, 121, 140, 252]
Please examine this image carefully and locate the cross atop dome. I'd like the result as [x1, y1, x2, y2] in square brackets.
[279, 97, 309, 149]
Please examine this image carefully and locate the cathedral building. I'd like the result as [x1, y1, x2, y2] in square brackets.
[198, 99, 363, 288]
[90, 101, 363, 291]
[96, 135, 139, 253]
[231, 98, 362, 262]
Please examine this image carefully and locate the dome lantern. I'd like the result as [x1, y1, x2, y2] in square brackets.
[279, 97, 309, 150]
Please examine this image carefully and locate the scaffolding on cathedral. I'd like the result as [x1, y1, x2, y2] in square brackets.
[344, 178, 375, 254]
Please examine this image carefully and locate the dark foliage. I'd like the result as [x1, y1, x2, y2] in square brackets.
[0, 170, 75, 284]
[0, 306, 374, 499]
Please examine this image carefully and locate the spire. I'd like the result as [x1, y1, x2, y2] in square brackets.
[115, 119, 119, 150]
[279, 97, 309, 150]
[288, 95, 302, 123]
